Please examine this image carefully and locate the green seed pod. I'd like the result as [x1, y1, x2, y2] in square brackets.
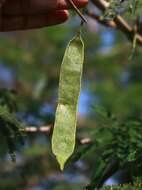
[52, 32, 84, 170]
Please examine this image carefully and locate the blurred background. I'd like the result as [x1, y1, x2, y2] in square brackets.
[0, 1, 142, 189]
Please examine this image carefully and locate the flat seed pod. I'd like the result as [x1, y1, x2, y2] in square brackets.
[52, 32, 84, 170]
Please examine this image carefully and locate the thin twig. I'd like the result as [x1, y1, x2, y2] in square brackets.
[67, 0, 87, 23]
[24, 126, 51, 133]
[87, 10, 117, 28]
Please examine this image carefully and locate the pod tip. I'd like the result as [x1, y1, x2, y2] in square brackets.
[56, 155, 66, 171]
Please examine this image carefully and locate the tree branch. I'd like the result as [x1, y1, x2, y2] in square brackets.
[89, 0, 142, 46]
[24, 126, 92, 145]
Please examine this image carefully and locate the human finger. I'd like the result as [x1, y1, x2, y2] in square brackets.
[0, 10, 69, 31]
[3, 0, 88, 16]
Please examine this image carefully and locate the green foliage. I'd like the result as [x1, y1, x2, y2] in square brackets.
[100, 179, 142, 190]
[104, 0, 142, 19]
[0, 90, 25, 161]
[71, 107, 142, 189]
[0, 177, 19, 190]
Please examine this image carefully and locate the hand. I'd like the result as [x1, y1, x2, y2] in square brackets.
[0, 0, 88, 31]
